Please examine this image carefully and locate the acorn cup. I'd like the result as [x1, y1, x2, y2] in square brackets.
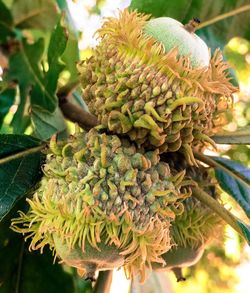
[152, 155, 223, 281]
[78, 9, 236, 165]
[11, 128, 192, 282]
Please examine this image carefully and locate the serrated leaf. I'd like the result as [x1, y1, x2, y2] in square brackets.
[0, 0, 14, 42]
[0, 134, 45, 219]
[0, 88, 16, 128]
[212, 127, 250, 144]
[213, 156, 250, 218]
[0, 210, 75, 292]
[12, 0, 59, 31]
[129, 0, 250, 46]
[31, 106, 67, 141]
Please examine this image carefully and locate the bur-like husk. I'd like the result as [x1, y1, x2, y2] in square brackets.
[153, 157, 223, 272]
[78, 9, 237, 165]
[11, 128, 191, 282]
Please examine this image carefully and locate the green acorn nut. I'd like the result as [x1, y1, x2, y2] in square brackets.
[78, 9, 236, 165]
[11, 128, 191, 282]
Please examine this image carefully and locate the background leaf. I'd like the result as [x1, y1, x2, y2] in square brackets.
[0, 134, 45, 220]
[0, 0, 14, 42]
[12, 0, 59, 31]
[46, 17, 68, 96]
[0, 87, 16, 129]
[0, 208, 75, 293]
[213, 156, 250, 218]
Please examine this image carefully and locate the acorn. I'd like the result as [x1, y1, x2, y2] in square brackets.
[152, 156, 223, 281]
[78, 9, 236, 165]
[11, 128, 191, 282]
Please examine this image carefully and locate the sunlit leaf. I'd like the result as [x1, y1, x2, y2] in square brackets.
[0, 134, 45, 220]
[12, 0, 59, 31]
[213, 156, 250, 218]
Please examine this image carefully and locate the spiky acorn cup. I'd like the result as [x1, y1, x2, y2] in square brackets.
[11, 128, 191, 282]
[152, 156, 223, 280]
[78, 9, 236, 165]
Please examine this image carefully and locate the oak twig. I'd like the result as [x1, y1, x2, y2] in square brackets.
[58, 81, 98, 130]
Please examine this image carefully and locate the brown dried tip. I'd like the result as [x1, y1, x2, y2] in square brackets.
[184, 17, 201, 33]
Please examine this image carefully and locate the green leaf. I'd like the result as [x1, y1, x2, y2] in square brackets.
[0, 88, 16, 128]
[212, 127, 250, 144]
[46, 18, 68, 96]
[0, 134, 45, 220]
[0, 210, 75, 292]
[213, 156, 250, 218]
[0, 0, 14, 42]
[237, 220, 250, 244]
[129, 0, 250, 46]
[8, 38, 57, 113]
[31, 106, 67, 141]
[12, 0, 59, 31]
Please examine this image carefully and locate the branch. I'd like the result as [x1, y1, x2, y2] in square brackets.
[197, 4, 250, 29]
[58, 82, 98, 130]
[93, 271, 113, 293]
[192, 186, 244, 238]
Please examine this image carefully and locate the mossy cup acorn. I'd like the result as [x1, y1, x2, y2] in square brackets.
[78, 9, 236, 165]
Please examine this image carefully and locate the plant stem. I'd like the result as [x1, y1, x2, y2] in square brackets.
[193, 151, 250, 190]
[58, 82, 98, 130]
[197, 4, 250, 29]
[93, 271, 113, 293]
[192, 186, 244, 238]
[0, 144, 45, 165]
[212, 130, 250, 144]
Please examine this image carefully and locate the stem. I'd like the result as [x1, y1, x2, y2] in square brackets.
[58, 82, 98, 130]
[0, 144, 45, 165]
[212, 130, 250, 144]
[93, 271, 113, 293]
[193, 151, 250, 190]
[197, 4, 250, 29]
[192, 186, 244, 238]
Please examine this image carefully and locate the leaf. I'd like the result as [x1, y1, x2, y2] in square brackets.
[129, 0, 250, 47]
[45, 17, 68, 96]
[8, 38, 57, 113]
[0, 210, 75, 293]
[0, 134, 45, 220]
[212, 127, 250, 144]
[12, 0, 59, 31]
[237, 220, 250, 244]
[0, 0, 14, 42]
[31, 106, 67, 141]
[213, 156, 250, 218]
[0, 87, 16, 128]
